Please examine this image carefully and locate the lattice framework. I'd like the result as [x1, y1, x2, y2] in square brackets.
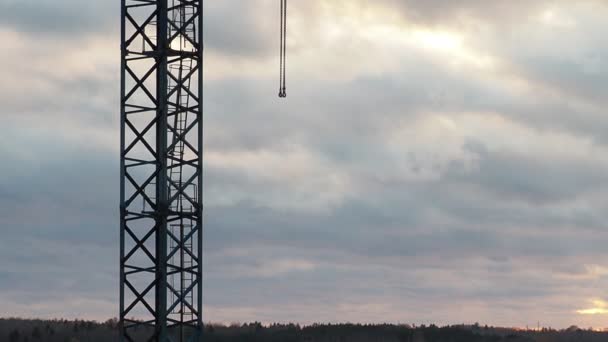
[120, 1, 203, 341]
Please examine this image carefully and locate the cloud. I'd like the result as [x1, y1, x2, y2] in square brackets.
[0, 0, 116, 35]
[380, 0, 552, 25]
[577, 300, 608, 316]
[3, 0, 608, 329]
[204, 0, 278, 58]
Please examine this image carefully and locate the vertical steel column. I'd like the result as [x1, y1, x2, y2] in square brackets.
[197, 0, 205, 335]
[155, 0, 169, 340]
[119, 0, 126, 340]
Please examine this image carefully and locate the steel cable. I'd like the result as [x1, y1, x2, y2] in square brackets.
[279, 0, 287, 98]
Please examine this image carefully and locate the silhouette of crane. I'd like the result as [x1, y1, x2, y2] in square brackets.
[119, 1, 287, 341]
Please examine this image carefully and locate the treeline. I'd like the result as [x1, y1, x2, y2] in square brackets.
[1, 318, 607, 342]
[203, 323, 608, 342]
[0, 318, 118, 342]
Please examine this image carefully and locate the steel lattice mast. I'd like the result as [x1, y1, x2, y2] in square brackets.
[120, 0, 203, 340]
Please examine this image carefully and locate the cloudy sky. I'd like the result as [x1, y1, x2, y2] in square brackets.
[3, 0, 608, 329]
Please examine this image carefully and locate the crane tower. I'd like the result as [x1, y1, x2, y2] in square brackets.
[120, 0, 286, 340]
[120, 0, 203, 340]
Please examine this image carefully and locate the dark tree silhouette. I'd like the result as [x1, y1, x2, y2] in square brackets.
[1, 318, 607, 342]
[8, 329, 20, 342]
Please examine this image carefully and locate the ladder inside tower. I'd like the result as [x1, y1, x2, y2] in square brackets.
[166, 0, 197, 327]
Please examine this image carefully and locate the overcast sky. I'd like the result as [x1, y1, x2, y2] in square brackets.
[3, 0, 608, 329]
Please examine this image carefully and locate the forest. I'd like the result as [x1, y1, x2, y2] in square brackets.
[1, 318, 608, 342]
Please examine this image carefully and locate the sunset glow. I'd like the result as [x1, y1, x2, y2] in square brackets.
[577, 300, 608, 316]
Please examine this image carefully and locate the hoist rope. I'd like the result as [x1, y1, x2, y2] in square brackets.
[279, 0, 287, 98]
